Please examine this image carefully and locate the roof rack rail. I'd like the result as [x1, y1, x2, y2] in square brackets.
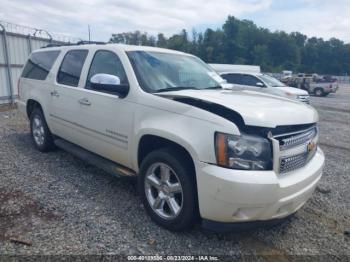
[41, 40, 106, 49]
[76, 40, 106, 45]
[43, 43, 67, 48]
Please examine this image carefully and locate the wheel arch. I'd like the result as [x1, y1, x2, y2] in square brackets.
[137, 134, 197, 175]
[26, 99, 43, 118]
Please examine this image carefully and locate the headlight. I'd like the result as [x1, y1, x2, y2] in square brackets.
[215, 132, 272, 170]
[284, 92, 294, 97]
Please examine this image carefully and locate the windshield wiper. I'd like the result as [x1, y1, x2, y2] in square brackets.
[203, 85, 222, 89]
[155, 86, 199, 93]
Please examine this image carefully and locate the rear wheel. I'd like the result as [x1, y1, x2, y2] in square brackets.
[30, 108, 55, 152]
[139, 148, 197, 231]
[314, 88, 324, 97]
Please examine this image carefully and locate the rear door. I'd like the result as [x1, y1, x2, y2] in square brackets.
[49, 49, 89, 144]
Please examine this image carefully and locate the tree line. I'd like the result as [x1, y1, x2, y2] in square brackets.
[110, 16, 350, 75]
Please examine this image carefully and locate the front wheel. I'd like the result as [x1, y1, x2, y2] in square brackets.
[138, 148, 197, 231]
[314, 88, 324, 97]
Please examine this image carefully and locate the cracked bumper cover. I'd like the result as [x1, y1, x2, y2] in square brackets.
[195, 148, 325, 225]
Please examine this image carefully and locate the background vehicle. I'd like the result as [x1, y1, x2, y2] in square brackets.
[18, 44, 324, 232]
[283, 76, 339, 97]
[282, 70, 293, 79]
[210, 64, 310, 104]
[310, 77, 339, 96]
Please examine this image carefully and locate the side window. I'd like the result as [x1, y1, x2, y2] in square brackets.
[240, 75, 260, 86]
[86, 50, 128, 89]
[221, 74, 242, 84]
[21, 51, 60, 80]
[57, 50, 88, 87]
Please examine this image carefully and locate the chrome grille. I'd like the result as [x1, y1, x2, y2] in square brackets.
[278, 126, 317, 150]
[297, 95, 310, 104]
[280, 150, 316, 174]
[274, 125, 318, 174]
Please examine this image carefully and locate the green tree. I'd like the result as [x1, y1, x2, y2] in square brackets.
[109, 16, 350, 75]
[157, 33, 167, 47]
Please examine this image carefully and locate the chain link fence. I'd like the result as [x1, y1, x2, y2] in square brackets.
[0, 20, 80, 43]
[0, 21, 82, 104]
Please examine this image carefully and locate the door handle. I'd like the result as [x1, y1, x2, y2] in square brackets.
[78, 98, 91, 106]
[50, 90, 59, 97]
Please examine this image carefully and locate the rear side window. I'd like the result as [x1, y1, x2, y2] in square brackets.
[57, 50, 88, 87]
[221, 73, 242, 84]
[21, 51, 60, 80]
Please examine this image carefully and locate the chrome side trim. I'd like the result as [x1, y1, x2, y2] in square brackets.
[50, 114, 128, 144]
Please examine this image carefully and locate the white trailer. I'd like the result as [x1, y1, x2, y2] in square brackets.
[210, 64, 261, 74]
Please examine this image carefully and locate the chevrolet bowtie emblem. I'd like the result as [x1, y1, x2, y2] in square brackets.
[307, 141, 316, 152]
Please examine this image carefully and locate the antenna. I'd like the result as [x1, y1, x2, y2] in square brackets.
[88, 25, 91, 43]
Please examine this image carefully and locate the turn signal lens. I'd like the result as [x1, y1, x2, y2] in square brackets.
[216, 133, 227, 166]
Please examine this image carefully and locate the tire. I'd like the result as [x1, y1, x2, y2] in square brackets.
[138, 148, 197, 231]
[30, 108, 55, 152]
[314, 88, 324, 97]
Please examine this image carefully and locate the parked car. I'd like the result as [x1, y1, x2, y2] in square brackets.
[210, 64, 310, 104]
[309, 77, 339, 97]
[18, 43, 324, 231]
[283, 76, 339, 97]
[282, 70, 293, 78]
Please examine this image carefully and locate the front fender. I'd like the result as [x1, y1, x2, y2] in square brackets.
[131, 112, 237, 172]
[133, 127, 199, 172]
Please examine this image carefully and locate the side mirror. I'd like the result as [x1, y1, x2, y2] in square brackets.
[90, 73, 129, 98]
[256, 82, 265, 87]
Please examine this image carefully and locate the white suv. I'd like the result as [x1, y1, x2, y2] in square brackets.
[210, 64, 310, 104]
[18, 43, 324, 231]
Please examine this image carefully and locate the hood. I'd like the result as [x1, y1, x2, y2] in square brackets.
[272, 85, 309, 96]
[159, 89, 317, 128]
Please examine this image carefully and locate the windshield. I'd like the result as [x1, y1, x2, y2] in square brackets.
[127, 51, 224, 93]
[259, 74, 286, 87]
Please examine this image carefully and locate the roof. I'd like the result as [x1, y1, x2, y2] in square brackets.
[112, 44, 188, 55]
[36, 42, 189, 56]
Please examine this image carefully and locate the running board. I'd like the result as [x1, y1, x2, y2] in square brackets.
[54, 139, 136, 178]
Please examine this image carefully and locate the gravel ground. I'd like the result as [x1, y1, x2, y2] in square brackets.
[0, 86, 349, 259]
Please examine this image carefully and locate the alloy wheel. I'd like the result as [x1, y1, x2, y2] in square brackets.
[144, 162, 183, 220]
[32, 115, 45, 146]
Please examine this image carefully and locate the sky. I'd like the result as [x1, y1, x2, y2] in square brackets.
[0, 0, 349, 43]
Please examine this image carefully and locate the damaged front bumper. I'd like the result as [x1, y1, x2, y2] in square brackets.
[195, 148, 324, 227]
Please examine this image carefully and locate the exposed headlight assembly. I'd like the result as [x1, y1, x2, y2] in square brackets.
[215, 132, 272, 170]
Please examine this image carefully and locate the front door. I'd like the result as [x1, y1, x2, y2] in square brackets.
[221, 73, 265, 92]
[73, 50, 134, 167]
[238, 74, 265, 92]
